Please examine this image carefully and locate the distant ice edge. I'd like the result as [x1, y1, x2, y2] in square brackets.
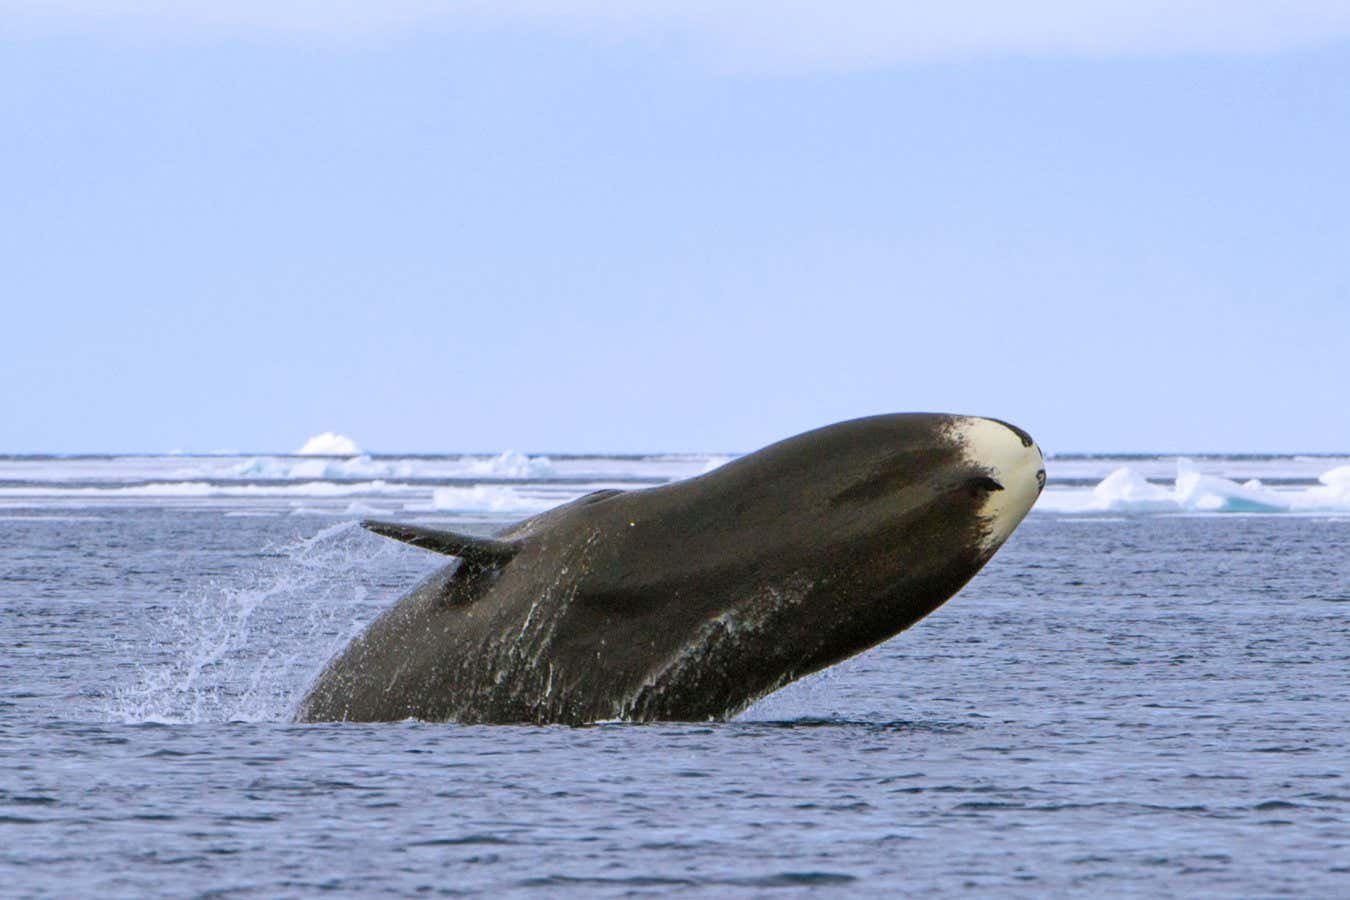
[1038, 460, 1350, 515]
[2, 453, 1349, 517]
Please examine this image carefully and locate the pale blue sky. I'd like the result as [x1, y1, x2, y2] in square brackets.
[4, 4, 1348, 454]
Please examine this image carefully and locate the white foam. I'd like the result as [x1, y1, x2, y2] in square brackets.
[1037, 460, 1350, 515]
[295, 432, 362, 456]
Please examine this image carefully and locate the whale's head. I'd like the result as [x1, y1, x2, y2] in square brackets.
[941, 415, 1047, 555]
[693, 412, 1044, 568]
[598, 413, 1045, 716]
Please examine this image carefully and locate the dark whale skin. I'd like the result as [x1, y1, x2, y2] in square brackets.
[296, 413, 1043, 725]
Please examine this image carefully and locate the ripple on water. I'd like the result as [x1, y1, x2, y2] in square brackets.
[2, 511, 1349, 895]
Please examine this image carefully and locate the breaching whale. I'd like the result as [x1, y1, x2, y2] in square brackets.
[296, 414, 1045, 724]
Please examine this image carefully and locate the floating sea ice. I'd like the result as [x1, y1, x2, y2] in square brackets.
[1038, 459, 1350, 515]
[430, 485, 557, 514]
[1319, 465, 1350, 488]
[1080, 460, 1290, 513]
[230, 457, 283, 478]
[1296, 465, 1350, 511]
[288, 458, 345, 479]
[1089, 467, 1177, 513]
[297, 455, 413, 479]
[465, 450, 555, 478]
[230, 455, 412, 480]
[1172, 459, 1289, 513]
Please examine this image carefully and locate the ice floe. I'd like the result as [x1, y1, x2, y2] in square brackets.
[229, 455, 415, 480]
[428, 485, 559, 514]
[1037, 459, 1350, 515]
[462, 450, 555, 479]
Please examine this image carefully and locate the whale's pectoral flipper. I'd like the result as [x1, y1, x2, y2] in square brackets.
[361, 520, 520, 568]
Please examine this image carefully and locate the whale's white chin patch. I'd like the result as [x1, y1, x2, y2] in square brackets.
[948, 416, 1044, 553]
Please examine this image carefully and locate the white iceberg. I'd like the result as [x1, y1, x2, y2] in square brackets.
[295, 432, 362, 456]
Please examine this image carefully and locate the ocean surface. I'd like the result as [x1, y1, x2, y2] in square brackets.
[3, 450, 1349, 896]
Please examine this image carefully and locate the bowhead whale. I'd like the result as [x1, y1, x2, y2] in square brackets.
[296, 414, 1045, 724]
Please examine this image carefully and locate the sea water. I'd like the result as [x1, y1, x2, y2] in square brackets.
[2, 452, 1348, 895]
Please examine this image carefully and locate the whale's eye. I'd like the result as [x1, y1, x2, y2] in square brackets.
[967, 476, 1004, 495]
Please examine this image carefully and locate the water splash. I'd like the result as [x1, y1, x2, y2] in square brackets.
[107, 521, 422, 724]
